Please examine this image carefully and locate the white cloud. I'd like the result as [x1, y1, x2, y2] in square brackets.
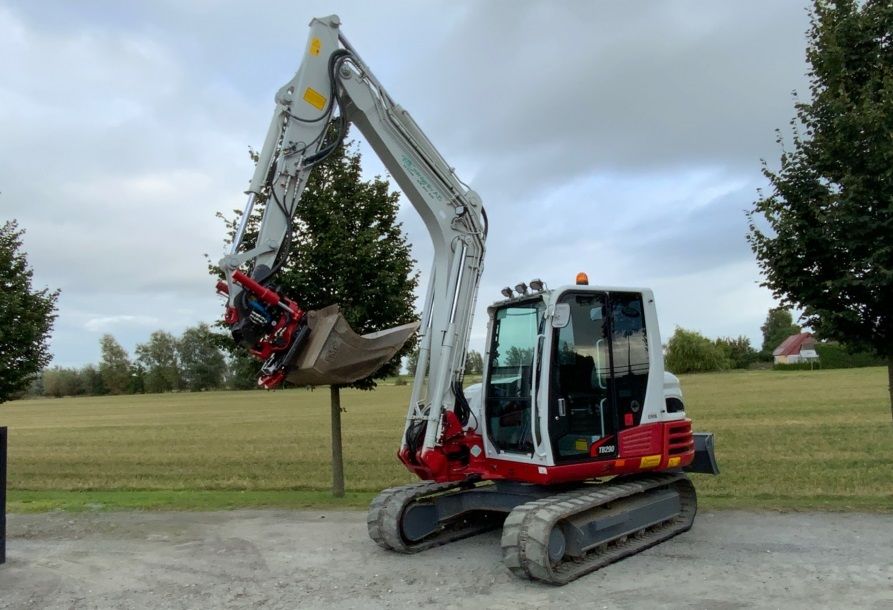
[84, 314, 161, 332]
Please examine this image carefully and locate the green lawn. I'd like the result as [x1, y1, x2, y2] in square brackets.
[1, 368, 890, 512]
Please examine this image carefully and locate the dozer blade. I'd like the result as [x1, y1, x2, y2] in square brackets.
[285, 305, 419, 386]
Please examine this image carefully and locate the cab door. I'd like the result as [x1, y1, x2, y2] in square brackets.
[547, 291, 651, 463]
[547, 292, 615, 462]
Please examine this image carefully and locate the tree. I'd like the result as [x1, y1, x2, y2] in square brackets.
[135, 331, 181, 393]
[99, 334, 132, 395]
[0, 220, 59, 402]
[715, 336, 759, 369]
[759, 308, 801, 359]
[405, 348, 420, 376]
[283, 139, 418, 497]
[42, 366, 85, 397]
[178, 323, 227, 391]
[221, 135, 419, 496]
[80, 364, 106, 396]
[664, 328, 730, 374]
[747, 1, 893, 418]
[505, 346, 534, 367]
[27, 372, 44, 397]
[464, 350, 484, 376]
[128, 363, 146, 395]
[40, 365, 106, 397]
[225, 351, 262, 390]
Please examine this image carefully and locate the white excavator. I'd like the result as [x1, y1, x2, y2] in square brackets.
[217, 15, 718, 585]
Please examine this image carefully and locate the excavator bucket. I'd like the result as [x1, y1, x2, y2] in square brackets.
[285, 305, 419, 386]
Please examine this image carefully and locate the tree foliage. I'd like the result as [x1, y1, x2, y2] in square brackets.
[664, 328, 730, 374]
[0, 220, 59, 402]
[715, 336, 759, 369]
[815, 342, 886, 368]
[80, 364, 106, 396]
[759, 307, 801, 358]
[136, 330, 181, 393]
[41, 364, 106, 397]
[33, 325, 238, 398]
[278, 140, 419, 389]
[225, 350, 262, 390]
[42, 366, 86, 398]
[406, 348, 420, 376]
[505, 346, 534, 367]
[99, 334, 132, 395]
[178, 323, 226, 391]
[464, 350, 484, 376]
[747, 1, 893, 412]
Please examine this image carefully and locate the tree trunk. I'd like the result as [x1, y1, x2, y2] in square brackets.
[888, 357, 893, 424]
[330, 386, 345, 497]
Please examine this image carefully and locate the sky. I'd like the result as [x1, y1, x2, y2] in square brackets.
[0, 0, 813, 367]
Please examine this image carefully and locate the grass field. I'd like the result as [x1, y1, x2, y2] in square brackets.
[1, 368, 891, 512]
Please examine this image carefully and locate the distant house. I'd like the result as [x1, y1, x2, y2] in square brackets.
[773, 332, 818, 364]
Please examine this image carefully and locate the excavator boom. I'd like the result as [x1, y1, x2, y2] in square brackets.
[218, 15, 485, 403]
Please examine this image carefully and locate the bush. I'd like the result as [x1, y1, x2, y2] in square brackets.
[42, 367, 87, 397]
[814, 343, 885, 369]
[774, 361, 821, 371]
[715, 336, 759, 369]
[665, 328, 731, 374]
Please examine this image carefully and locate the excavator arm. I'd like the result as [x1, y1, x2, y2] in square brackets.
[218, 15, 487, 458]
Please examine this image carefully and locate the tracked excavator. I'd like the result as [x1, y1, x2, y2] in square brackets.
[217, 15, 719, 585]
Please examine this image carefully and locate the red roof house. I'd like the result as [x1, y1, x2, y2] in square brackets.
[772, 332, 817, 364]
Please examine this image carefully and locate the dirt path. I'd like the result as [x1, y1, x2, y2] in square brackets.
[1, 510, 891, 609]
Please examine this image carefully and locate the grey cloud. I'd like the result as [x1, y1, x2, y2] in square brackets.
[628, 188, 755, 275]
[399, 1, 810, 197]
[1, 1, 802, 365]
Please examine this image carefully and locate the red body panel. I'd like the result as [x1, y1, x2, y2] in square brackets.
[399, 419, 695, 485]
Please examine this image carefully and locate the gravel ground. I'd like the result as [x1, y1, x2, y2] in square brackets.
[1, 509, 891, 609]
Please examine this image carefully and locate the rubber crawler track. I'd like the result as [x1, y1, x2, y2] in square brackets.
[367, 480, 500, 553]
[501, 473, 697, 585]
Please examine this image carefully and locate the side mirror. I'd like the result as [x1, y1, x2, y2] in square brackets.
[552, 303, 570, 328]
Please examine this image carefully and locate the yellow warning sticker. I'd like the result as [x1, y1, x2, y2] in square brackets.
[640, 454, 661, 469]
[575, 439, 588, 452]
[303, 87, 326, 110]
[310, 37, 321, 56]
[667, 456, 681, 468]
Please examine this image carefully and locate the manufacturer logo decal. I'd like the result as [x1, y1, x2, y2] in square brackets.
[401, 155, 444, 202]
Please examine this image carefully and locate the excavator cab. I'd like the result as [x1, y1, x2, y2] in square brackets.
[482, 285, 661, 468]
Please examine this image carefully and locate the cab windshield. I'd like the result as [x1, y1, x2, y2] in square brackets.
[484, 300, 545, 454]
